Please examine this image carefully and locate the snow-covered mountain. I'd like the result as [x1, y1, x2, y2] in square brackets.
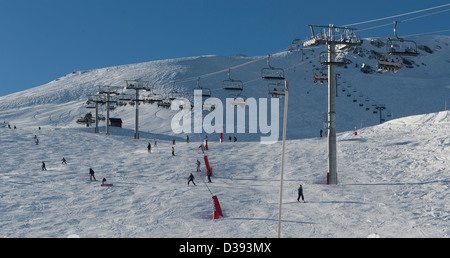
[0, 35, 448, 238]
[1, 35, 449, 139]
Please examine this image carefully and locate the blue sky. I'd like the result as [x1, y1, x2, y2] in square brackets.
[1, 0, 449, 97]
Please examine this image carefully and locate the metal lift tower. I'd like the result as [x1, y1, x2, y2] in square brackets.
[124, 80, 150, 139]
[304, 24, 361, 184]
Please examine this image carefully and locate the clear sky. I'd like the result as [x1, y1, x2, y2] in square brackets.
[1, 0, 449, 97]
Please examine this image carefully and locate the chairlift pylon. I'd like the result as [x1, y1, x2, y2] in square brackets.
[261, 55, 285, 81]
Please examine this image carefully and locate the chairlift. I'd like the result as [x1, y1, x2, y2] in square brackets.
[229, 94, 247, 108]
[261, 55, 285, 81]
[223, 69, 243, 91]
[312, 67, 327, 85]
[125, 80, 150, 90]
[146, 94, 163, 104]
[386, 21, 419, 57]
[194, 77, 212, 98]
[158, 98, 171, 109]
[268, 82, 286, 97]
[377, 57, 402, 73]
[319, 51, 347, 66]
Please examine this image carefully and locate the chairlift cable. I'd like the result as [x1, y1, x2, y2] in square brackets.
[357, 8, 450, 33]
[403, 28, 450, 37]
[342, 3, 450, 27]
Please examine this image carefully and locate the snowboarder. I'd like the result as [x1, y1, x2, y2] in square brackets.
[229, 136, 232, 142]
[233, 136, 237, 142]
[102, 178, 107, 185]
[172, 146, 175, 156]
[61, 157, 67, 165]
[196, 159, 201, 172]
[41, 162, 47, 171]
[89, 168, 96, 181]
[297, 184, 305, 202]
[187, 173, 196, 186]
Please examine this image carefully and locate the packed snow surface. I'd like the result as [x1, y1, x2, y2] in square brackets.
[0, 35, 449, 237]
[0, 111, 448, 237]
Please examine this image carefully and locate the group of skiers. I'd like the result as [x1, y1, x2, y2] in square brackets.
[40, 157, 109, 185]
[36, 129, 306, 202]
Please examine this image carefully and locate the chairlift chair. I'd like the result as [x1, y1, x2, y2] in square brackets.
[223, 69, 244, 91]
[386, 21, 419, 57]
[312, 67, 328, 84]
[377, 58, 402, 73]
[261, 55, 285, 81]
[319, 51, 347, 66]
[229, 94, 247, 108]
[195, 77, 212, 98]
[268, 82, 286, 97]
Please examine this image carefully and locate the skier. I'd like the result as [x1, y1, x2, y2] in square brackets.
[207, 169, 212, 183]
[297, 184, 305, 202]
[233, 136, 237, 142]
[41, 162, 47, 171]
[173, 139, 176, 145]
[196, 159, 201, 172]
[172, 146, 175, 156]
[147, 142, 151, 153]
[320, 129, 323, 138]
[61, 157, 67, 165]
[89, 168, 96, 181]
[35, 138, 39, 145]
[229, 136, 232, 142]
[186, 135, 189, 143]
[187, 173, 196, 186]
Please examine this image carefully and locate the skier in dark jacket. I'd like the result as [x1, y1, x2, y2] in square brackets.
[42, 162, 47, 171]
[187, 173, 196, 186]
[207, 169, 212, 183]
[297, 184, 305, 202]
[196, 159, 201, 172]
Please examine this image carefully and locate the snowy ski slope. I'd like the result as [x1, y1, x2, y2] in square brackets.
[0, 35, 449, 237]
